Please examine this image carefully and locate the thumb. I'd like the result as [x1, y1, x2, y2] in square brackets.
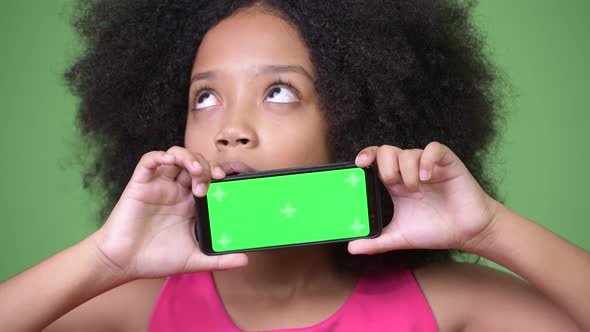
[183, 250, 249, 272]
[348, 230, 410, 255]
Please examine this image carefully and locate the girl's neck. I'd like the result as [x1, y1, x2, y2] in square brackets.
[212, 245, 357, 299]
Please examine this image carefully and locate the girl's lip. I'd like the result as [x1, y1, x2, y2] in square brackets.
[221, 160, 257, 175]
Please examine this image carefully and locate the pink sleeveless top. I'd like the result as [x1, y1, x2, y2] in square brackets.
[149, 267, 438, 331]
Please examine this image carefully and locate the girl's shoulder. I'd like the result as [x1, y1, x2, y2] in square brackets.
[45, 277, 165, 332]
[413, 262, 573, 331]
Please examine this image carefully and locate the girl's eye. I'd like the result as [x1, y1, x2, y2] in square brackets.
[195, 91, 220, 110]
[265, 86, 298, 104]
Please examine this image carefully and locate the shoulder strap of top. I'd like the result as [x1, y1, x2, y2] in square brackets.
[148, 271, 235, 331]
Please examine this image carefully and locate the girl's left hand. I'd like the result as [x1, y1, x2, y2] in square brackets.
[348, 142, 500, 255]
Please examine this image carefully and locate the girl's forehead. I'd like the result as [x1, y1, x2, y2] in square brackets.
[192, 7, 315, 76]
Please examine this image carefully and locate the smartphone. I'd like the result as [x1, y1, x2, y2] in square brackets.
[194, 162, 383, 255]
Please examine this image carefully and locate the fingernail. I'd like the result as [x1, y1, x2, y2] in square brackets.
[419, 169, 430, 181]
[196, 183, 208, 196]
[356, 153, 368, 164]
[212, 166, 225, 178]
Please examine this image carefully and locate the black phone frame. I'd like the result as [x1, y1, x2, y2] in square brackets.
[194, 161, 383, 255]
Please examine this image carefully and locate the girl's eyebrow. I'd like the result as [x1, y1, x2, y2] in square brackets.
[190, 71, 217, 83]
[190, 64, 314, 84]
[259, 65, 314, 81]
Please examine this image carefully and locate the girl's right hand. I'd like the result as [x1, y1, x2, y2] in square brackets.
[89, 146, 248, 281]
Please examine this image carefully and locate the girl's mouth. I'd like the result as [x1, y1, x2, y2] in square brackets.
[221, 160, 256, 176]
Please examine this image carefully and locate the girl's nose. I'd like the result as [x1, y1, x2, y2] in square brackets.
[214, 125, 258, 150]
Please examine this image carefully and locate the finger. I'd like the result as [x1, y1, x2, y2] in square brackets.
[348, 231, 410, 255]
[166, 146, 206, 176]
[419, 141, 458, 182]
[208, 160, 226, 180]
[163, 155, 207, 192]
[170, 150, 201, 189]
[166, 146, 213, 196]
[192, 160, 226, 197]
[398, 149, 423, 194]
[131, 151, 177, 183]
[175, 168, 192, 189]
[354, 146, 379, 167]
[182, 159, 224, 196]
[178, 156, 209, 197]
[152, 146, 194, 181]
[189, 153, 212, 197]
[375, 145, 402, 186]
[185, 251, 249, 272]
[367, 146, 420, 199]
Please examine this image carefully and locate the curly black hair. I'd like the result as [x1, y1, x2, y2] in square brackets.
[65, 0, 504, 272]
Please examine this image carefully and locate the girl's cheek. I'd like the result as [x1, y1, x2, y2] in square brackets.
[184, 124, 214, 152]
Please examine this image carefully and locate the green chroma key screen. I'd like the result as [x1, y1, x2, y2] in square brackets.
[206, 167, 370, 252]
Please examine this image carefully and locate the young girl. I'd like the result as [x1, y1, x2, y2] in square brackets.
[1, 1, 589, 331]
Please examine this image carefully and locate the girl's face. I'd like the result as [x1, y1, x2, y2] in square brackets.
[185, 7, 333, 173]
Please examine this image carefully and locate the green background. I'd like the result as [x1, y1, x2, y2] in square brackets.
[1, 1, 589, 280]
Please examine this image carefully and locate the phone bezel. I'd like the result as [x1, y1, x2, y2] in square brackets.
[194, 162, 383, 255]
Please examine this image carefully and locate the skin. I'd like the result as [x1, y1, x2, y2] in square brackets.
[0, 6, 588, 332]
